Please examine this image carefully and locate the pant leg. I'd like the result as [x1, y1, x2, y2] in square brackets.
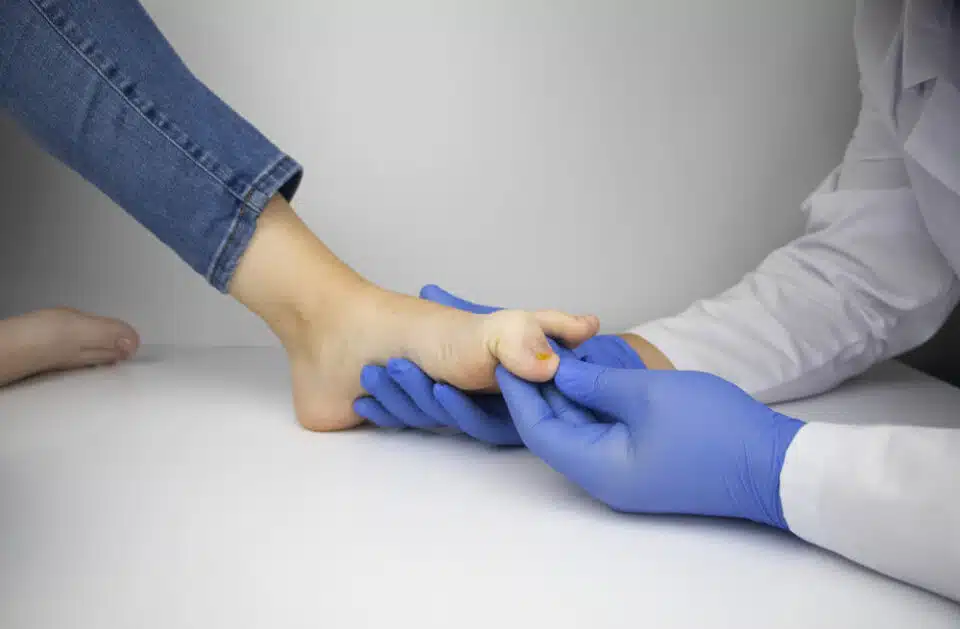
[0, 0, 303, 292]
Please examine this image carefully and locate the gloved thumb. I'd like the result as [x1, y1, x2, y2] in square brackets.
[554, 359, 639, 419]
[419, 285, 500, 315]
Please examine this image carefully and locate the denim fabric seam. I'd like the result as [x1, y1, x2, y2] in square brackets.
[206, 154, 301, 290]
[29, 0, 271, 215]
[245, 152, 302, 211]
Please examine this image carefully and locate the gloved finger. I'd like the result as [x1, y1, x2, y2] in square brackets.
[610, 336, 647, 370]
[541, 384, 595, 426]
[385, 358, 454, 426]
[353, 396, 405, 429]
[546, 338, 575, 360]
[419, 284, 500, 314]
[496, 366, 617, 472]
[574, 336, 646, 370]
[360, 364, 442, 430]
[434, 384, 522, 446]
[553, 359, 642, 422]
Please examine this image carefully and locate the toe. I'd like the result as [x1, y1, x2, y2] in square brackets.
[533, 310, 599, 348]
[77, 315, 140, 359]
[483, 311, 561, 383]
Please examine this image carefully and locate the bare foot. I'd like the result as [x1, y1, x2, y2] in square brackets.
[287, 287, 598, 431]
[229, 195, 599, 431]
[0, 308, 140, 387]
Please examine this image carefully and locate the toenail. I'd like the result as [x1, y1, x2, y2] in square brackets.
[116, 338, 133, 352]
[536, 352, 553, 361]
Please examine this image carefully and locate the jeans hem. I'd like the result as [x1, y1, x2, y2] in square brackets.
[207, 154, 304, 292]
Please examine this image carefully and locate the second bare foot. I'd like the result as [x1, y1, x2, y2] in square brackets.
[0, 308, 140, 387]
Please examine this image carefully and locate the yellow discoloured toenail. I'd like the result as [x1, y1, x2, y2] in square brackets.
[536, 352, 552, 361]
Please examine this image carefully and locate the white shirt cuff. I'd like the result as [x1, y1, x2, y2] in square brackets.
[778, 422, 837, 544]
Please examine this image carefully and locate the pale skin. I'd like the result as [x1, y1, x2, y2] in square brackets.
[618, 333, 674, 370]
[0, 307, 139, 387]
[0, 195, 618, 431]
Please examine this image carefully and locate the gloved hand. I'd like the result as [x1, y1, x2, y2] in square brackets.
[353, 285, 644, 445]
[496, 359, 805, 528]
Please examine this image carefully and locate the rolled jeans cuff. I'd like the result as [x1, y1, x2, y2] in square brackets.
[208, 154, 302, 292]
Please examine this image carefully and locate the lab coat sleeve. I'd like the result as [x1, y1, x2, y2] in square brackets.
[630, 96, 960, 404]
[780, 422, 960, 602]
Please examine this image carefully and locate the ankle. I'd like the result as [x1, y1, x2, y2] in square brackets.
[229, 195, 377, 347]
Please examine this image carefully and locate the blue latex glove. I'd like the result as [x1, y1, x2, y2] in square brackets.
[496, 359, 805, 528]
[354, 285, 644, 445]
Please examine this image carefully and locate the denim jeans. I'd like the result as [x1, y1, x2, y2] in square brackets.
[0, 0, 303, 292]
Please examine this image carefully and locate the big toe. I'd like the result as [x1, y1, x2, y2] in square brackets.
[534, 310, 599, 347]
[484, 311, 561, 383]
[71, 313, 140, 360]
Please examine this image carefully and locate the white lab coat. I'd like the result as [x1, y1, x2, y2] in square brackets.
[632, 0, 960, 602]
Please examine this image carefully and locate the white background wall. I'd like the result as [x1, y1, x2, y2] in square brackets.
[0, 0, 860, 347]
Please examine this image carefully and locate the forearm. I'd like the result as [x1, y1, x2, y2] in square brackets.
[626, 87, 960, 404]
[780, 423, 960, 602]
[627, 209, 959, 404]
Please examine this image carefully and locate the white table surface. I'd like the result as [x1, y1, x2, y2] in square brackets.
[0, 347, 957, 629]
